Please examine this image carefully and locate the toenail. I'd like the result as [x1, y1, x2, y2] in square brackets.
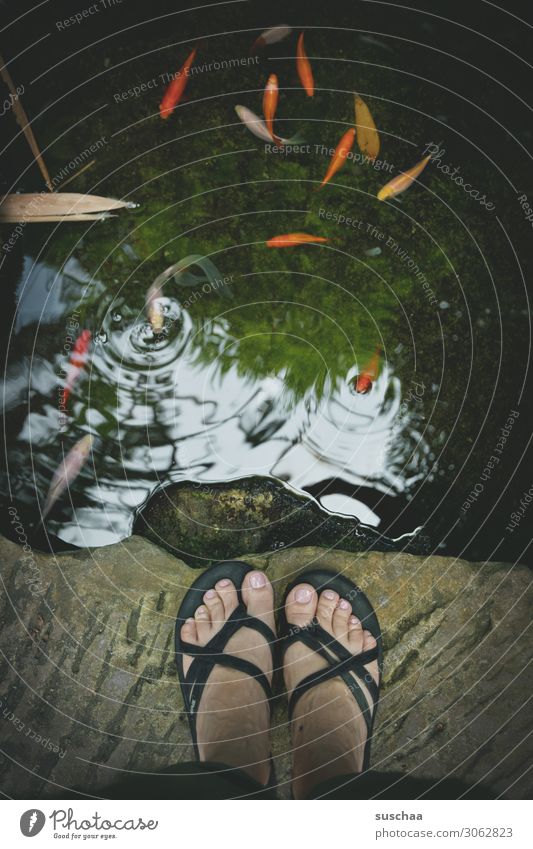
[196, 606, 206, 615]
[339, 599, 350, 610]
[218, 579, 230, 587]
[249, 571, 266, 589]
[186, 618, 195, 624]
[350, 615, 359, 625]
[295, 587, 313, 603]
[205, 589, 216, 599]
[323, 590, 336, 600]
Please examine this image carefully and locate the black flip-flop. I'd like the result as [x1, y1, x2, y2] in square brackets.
[279, 568, 383, 772]
[175, 561, 277, 782]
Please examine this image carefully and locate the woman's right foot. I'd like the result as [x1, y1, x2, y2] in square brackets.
[283, 582, 379, 799]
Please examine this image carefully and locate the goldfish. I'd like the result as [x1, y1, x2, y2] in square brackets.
[354, 94, 380, 161]
[235, 105, 303, 145]
[266, 232, 328, 247]
[353, 348, 381, 394]
[377, 154, 431, 201]
[159, 47, 197, 119]
[61, 329, 91, 408]
[251, 24, 292, 53]
[146, 279, 165, 333]
[296, 32, 314, 97]
[263, 74, 279, 142]
[41, 434, 94, 521]
[146, 255, 232, 330]
[319, 127, 356, 189]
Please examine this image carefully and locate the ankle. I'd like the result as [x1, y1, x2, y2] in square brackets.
[200, 732, 271, 786]
[290, 685, 367, 797]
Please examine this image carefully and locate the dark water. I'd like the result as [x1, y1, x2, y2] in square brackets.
[1, 0, 531, 564]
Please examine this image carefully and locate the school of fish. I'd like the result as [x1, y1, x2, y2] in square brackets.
[42, 26, 433, 527]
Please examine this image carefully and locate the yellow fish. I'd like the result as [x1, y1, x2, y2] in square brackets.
[354, 94, 380, 161]
[377, 155, 431, 201]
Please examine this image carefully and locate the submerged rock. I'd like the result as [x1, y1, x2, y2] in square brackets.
[0, 533, 530, 799]
[134, 476, 427, 566]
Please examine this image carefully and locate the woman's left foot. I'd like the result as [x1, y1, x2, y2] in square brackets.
[180, 570, 275, 786]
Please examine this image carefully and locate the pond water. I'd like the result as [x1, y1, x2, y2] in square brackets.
[1, 0, 531, 564]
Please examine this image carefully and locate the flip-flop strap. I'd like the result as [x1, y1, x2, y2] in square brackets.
[180, 604, 276, 715]
[283, 626, 380, 727]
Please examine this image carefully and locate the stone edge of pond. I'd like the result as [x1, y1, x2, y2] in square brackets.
[0, 533, 531, 799]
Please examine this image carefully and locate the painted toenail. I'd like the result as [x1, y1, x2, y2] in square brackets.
[339, 599, 350, 610]
[218, 579, 231, 587]
[323, 590, 336, 600]
[295, 587, 312, 603]
[205, 589, 216, 599]
[249, 571, 266, 589]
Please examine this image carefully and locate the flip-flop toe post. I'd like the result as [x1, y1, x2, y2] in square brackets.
[279, 568, 383, 772]
[175, 561, 277, 760]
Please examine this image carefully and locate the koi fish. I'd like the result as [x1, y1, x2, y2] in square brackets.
[41, 434, 94, 521]
[377, 154, 431, 201]
[319, 127, 356, 189]
[266, 232, 328, 247]
[353, 348, 381, 394]
[263, 74, 279, 142]
[296, 32, 314, 97]
[159, 47, 197, 119]
[146, 254, 232, 330]
[146, 279, 165, 333]
[251, 24, 292, 53]
[235, 105, 303, 145]
[354, 94, 380, 161]
[61, 329, 91, 408]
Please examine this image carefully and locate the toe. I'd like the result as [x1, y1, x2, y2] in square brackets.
[180, 617, 198, 676]
[215, 578, 239, 619]
[242, 570, 274, 623]
[203, 588, 225, 631]
[316, 589, 339, 631]
[194, 604, 212, 642]
[363, 629, 379, 680]
[363, 629, 377, 650]
[180, 617, 198, 645]
[285, 583, 318, 628]
[348, 614, 364, 652]
[332, 597, 352, 638]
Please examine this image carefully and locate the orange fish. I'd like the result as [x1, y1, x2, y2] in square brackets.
[296, 32, 314, 97]
[263, 74, 279, 141]
[377, 154, 431, 201]
[354, 348, 381, 394]
[354, 94, 380, 161]
[159, 47, 197, 119]
[61, 329, 92, 409]
[266, 232, 328, 248]
[319, 127, 356, 189]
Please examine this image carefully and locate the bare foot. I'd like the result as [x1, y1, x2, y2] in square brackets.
[180, 570, 275, 786]
[283, 583, 379, 799]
